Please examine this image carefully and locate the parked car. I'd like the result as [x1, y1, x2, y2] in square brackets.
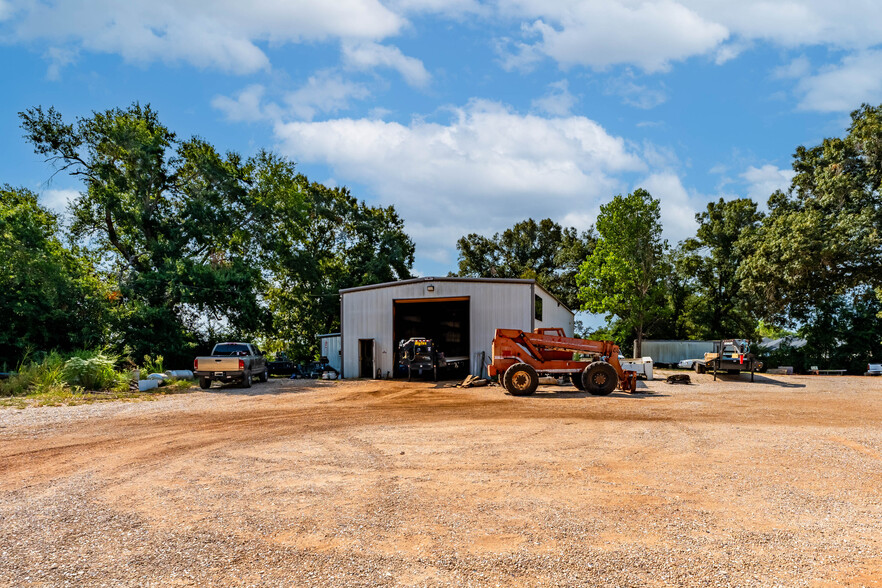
[678, 359, 698, 369]
[866, 363, 882, 376]
[193, 342, 268, 389]
[267, 353, 296, 376]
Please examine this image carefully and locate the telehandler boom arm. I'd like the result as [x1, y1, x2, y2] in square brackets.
[488, 328, 637, 396]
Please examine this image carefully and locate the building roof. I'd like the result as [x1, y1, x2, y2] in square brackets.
[339, 276, 573, 314]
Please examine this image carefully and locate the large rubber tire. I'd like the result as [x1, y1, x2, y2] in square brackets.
[242, 373, 252, 388]
[582, 361, 618, 396]
[503, 363, 539, 396]
[694, 362, 705, 374]
[259, 368, 269, 382]
[199, 377, 211, 390]
[572, 373, 585, 391]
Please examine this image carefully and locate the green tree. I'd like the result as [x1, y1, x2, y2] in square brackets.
[678, 198, 763, 339]
[576, 189, 668, 356]
[0, 186, 109, 366]
[454, 218, 594, 310]
[651, 247, 695, 341]
[740, 103, 882, 323]
[261, 173, 414, 362]
[21, 104, 271, 364]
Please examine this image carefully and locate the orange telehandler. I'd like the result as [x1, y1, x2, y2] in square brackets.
[487, 328, 638, 396]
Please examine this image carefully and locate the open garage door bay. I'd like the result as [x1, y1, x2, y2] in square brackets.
[393, 297, 469, 379]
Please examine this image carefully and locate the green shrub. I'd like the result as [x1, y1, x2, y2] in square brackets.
[62, 352, 128, 391]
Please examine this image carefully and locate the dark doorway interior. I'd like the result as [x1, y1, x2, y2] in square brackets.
[359, 339, 374, 378]
[393, 298, 470, 379]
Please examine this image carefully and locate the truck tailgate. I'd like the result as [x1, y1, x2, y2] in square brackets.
[198, 357, 240, 371]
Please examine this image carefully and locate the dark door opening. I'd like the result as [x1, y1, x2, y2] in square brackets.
[358, 339, 374, 378]
[393, 298, 470, 380]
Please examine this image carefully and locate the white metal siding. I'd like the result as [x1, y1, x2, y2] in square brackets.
[534, 288, 575, 335]
[637, 340, 716, 364]
[319, 335, 341, 372]
[341, 280, 573, 378]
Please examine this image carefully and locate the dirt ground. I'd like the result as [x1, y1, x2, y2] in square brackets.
[2, 371, 882, 587]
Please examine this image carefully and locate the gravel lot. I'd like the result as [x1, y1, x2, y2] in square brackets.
[2, 372, 882, 587]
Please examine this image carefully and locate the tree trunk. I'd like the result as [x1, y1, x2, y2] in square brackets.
[635, 323, 644, 358]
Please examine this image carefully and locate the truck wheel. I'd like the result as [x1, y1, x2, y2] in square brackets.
[199, 377, 211, 390]
[582, 361, 617, 396]
[503, 363, 539, 396]
[571, 373, 585, 391]
[260, 368, 269, 382]
[694, 362, 705, 374]
[242, 373, 252, 388]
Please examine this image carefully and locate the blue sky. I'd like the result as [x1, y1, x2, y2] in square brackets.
[2, 0, 881, 279]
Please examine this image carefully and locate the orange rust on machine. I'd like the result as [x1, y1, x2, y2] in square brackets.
[488, 327, 638, 394]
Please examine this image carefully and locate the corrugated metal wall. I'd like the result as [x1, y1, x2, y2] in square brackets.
[341, 280, 574, 378]
[637, 340, 716, 364]
[534, 287, 575, 335]
[318, 335, 341, 372]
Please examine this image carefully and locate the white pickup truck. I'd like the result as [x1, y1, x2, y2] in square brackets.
[619, 356, 654, 380]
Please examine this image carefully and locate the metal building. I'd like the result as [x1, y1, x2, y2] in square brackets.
[316, 333, 342, 373]
[339, 277, 574, 379]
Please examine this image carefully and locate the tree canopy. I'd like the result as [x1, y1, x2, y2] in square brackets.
[677, 197, 764, 339]
[454, 218, 594, 310]
[19, 103, 414, 364]
[576, 189, 668, 356]
[740, 103, 882, 323]
[0, 186, 109, 366]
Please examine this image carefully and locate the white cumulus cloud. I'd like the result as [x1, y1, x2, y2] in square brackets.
[41, 188, 80, 213]
[741, 164, 795, 200]
[531, 80, 577, 116]
[501, 0, 729, 73]
[5, 0, 404, 74]
[213, 73, 371, 123]
[342, 41, 431, 87]
[795, 50, 882, 113]
[273, 99, 644, 261]
[638, 171, 700, 241]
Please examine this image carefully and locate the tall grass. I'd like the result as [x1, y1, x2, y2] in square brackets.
[0, 349, 128, 397]
[0, 352, 67, 397]
[142, 354, 164, 375]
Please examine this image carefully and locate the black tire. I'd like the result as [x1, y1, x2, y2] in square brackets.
[242, 373, 252, 388]
[694, 362, 705, 374]
[582, 361, 618, 396]
[260, 368, 269, 382]
[199, 377, 211, 390]
[572, 373, 585, 391]
[503, 363, 539, 396]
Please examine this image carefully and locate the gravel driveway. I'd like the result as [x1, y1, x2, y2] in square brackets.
[2, 372, 881, 586]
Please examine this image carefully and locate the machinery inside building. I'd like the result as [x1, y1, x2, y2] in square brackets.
[392, 298, 470, 379]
